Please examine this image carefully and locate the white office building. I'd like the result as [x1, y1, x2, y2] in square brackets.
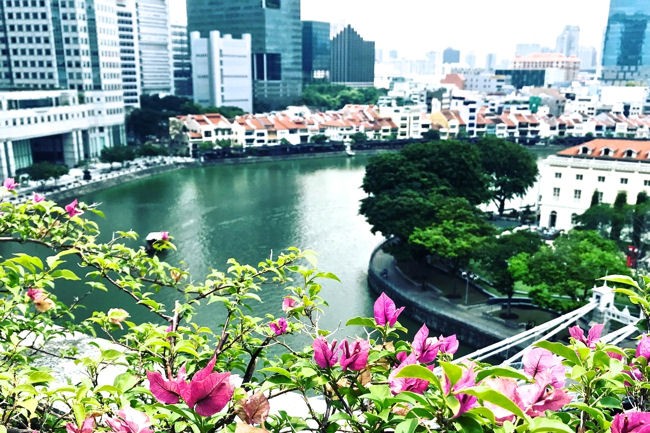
[0, 0, 126, 160]
[0, 90, 126, 178]
[190, 31, 252, 113]
[539, 139, 650, 231]
[136, 0, 174, 95]
[117, 0, 141, 108]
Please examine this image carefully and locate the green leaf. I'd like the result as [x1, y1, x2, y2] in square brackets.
[394, 364, 441, 391]
[566, 403, 606, 427]
[533, 340, 580, 364]
[345, 316, 376, 327]
[95, 384, 120, 395]
[462, 387, 527, 421]
[261, 367, 292, 378]
[51, 269, 81, 280]
[114, 372, 139, 392]
[440, 361, 463, 386]
[528, 417, 575, 433]
[454, 416, 482, 433]
[476, 366, 529, 383]
[72, 402, 86, 427]
[395, 418, 418, 433]
[27, 371, 54, 384]
[600, 274, 640, 289]
[314, 271, 341, 282]
[100, 349, 123, 361]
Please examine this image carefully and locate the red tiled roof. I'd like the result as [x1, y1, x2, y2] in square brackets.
[558, 139, 650, 160]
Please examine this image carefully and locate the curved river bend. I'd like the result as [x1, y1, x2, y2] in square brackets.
[76, 155, 391, 333]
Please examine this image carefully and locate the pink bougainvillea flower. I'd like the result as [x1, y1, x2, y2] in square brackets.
[373, 292, 405, 327]
[178, 356, 234, 416]
[338, 339, 370, 371]
[32, 192, 45, 203]
[482, 377, 523, 423]
[388, 353, 432, 395]
[106, 407, 153, 433]
[65, 417, 94, 433]
[147, 365, 187, 404]
[611, 411, 650, 433]
[411, 324, 440, 363]
[435, 334, 459, 355]
[522, 347, 565, 388]
[65, 199, 84, 217]
[443, 361, 478, 416]
[269, 317, 288, 335]
[568, 324, 603, 348]
[161, 231, 169, 241]
[313, 336, 339, 368]
[3, 177, 17, 190]
[518, 370, 572, 417]
[27, 288, 43, 301]
[636, 335, 650, 359]
[282, 297, 297, 311]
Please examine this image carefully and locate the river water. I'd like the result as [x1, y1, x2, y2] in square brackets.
[76, 155, 388, 333]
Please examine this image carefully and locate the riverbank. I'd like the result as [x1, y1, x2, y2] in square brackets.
[15, 148, 390, 204]
[367, 240, 530, 358]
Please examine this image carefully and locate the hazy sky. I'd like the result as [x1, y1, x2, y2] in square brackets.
[174, 0, 611, 60]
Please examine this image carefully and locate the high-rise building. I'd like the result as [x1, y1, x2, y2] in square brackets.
[485, 53, 497, 70]
[117, 0, 142, 108]
[330, 25, 374, 87]
[464, 52, 476, 69]
[602, 0, 650, 84]
[579, 46, 598, 71]
[515, 44, 542, 57]
[0, 0, 128, 172]
[442, 47, 460, 64]
[171, 24, 192, 97]
[136, 0, 174, 95]
[186, 0, 302, 110]
[190, 31, 252, 112]
[302, 21, 330, 81]
[555, 25, 580, 57]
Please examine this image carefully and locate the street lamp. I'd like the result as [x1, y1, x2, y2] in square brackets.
[462, 272, 475, 305]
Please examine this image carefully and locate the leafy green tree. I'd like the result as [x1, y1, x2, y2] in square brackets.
[299, 84, 383, 110]
[477, 137, 539, 216]
[350, 132, 368, 144]
[409, 196, 495, 271]
[19, 162, 69, 181]
[474, 230, 543, 317]
[633, 191, 649, 248]
[100, 146, 136, 164]
[360, 141, 491, 254]
[422, 129, 441, 141]
[575, 203, 613, 236]
[310, 134, 328, 144]
[138, 143, 170, 157]
[509, 230, 629, 312]
[610, 191, 629, 242]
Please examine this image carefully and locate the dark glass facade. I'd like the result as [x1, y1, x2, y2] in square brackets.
[171, 25, 192, 97]
[330, 25, 374, 85]
[302, 21, 330, 81]
[602, 0, 650, 84]
[186, 0, 302, 110]
[495, 69, 546, 89]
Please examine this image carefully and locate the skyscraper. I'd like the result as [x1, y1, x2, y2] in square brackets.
[186, 0, 302, 110]
[302, 21, 330, 81]
[330, 25, 374, 86]
[171, 24, 192, 97]
[442, 48, 460, 64]
[602, 0, 650, 84]
[136, 0, 174, 95]
[117, 0, 142, 108]
[555, 25, 580, 57]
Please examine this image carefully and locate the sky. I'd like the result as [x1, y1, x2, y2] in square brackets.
[174, 0, 612, 61]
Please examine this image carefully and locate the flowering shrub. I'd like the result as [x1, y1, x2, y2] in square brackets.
[1, 180, 650, 432]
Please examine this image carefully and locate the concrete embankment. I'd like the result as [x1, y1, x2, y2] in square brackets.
[367, 241, 526, 357]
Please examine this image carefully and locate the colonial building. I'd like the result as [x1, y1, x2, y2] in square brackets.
[539, 139, 650, 231]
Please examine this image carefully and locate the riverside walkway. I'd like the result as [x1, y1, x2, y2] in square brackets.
[368, 242, 532, 354]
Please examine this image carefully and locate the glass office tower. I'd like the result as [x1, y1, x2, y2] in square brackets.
[602, 0, 650, 84]
[186, 0, 302, 110]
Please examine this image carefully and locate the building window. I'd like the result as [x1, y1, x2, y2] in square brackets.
[621, 178, 628, 184]
[598, 191, 604, 203]
[553, 187, 560, 198]
[576, 174, 583, 180]
[645, 180, 650, 187]
[598, 176, 605, 182]
[554, 172, 562, 179]
[574, 190, 581, 199]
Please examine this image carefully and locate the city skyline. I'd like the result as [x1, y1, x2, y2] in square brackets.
[171, 0, 611, 60]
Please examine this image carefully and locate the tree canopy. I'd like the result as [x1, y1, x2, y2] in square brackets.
[300, 84, 383, 110]
[509, 230, 629, 312]
[477, 137, 539, 216]
[18, 161, 69, 181]
[100, 146, 136, 164]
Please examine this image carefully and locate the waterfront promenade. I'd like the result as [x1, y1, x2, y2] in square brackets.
[368, 241, 528, 356]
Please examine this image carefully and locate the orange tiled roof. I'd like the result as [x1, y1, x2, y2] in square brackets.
[558, 139, 650, 160]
